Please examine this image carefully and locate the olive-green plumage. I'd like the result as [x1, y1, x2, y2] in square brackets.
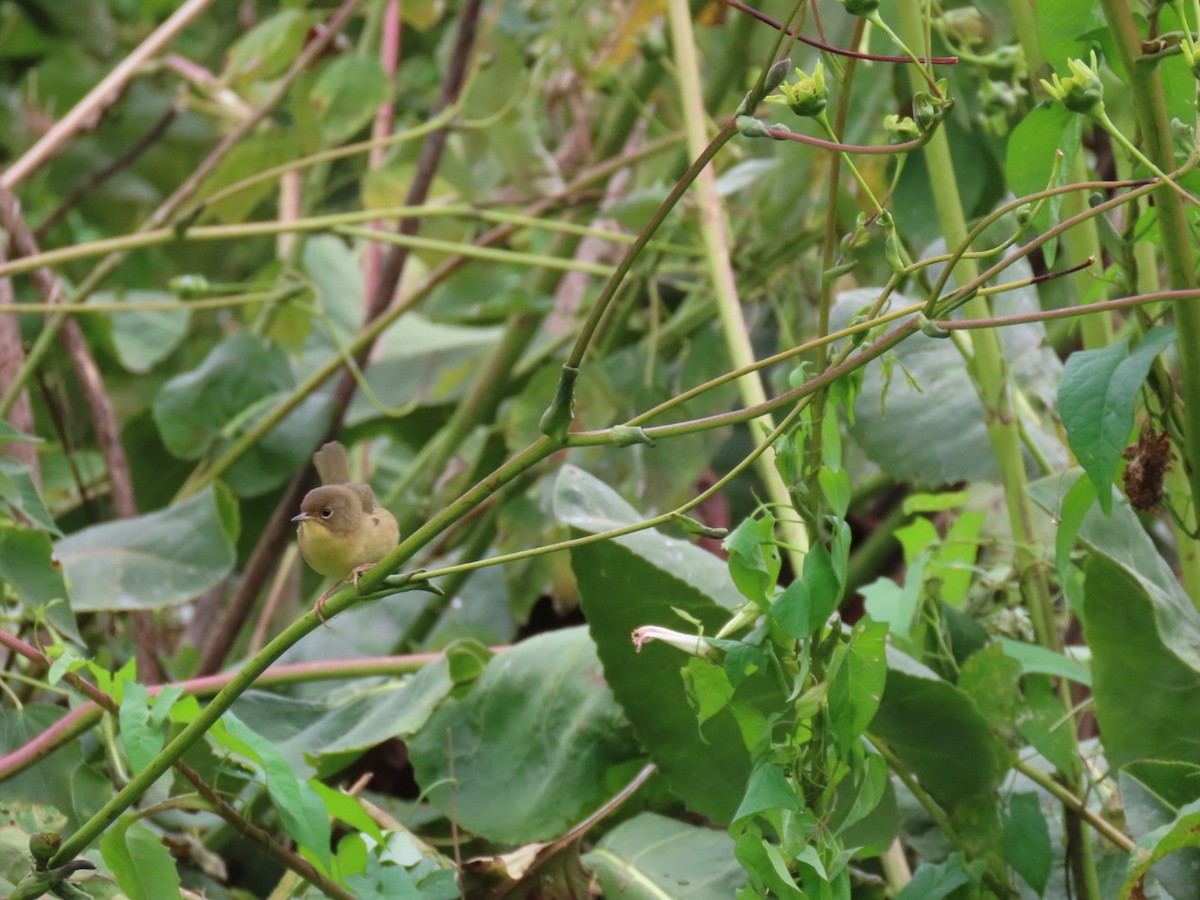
[292, 442, 399, 581]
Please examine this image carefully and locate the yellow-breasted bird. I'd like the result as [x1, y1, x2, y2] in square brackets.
[292, 441, 399, 619]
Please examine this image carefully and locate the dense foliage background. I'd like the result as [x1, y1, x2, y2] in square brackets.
[0, 0, 1198, 897]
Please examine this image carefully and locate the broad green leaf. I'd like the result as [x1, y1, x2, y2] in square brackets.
[198, 128, 320, 224]
[118, 682, 161, 773]
[996, 637, 1091, 686]
[1058, 327, 1177, 513]
[554, 466, 761, 823]
[345, 313, 504, 426]
[903, 491, 969, 514]
[937, 510, 984, 607]
[408, 628, 641, 843]
[1036, 0, 1106, 70]
[1084, 553, 1200, 769]
[0, 422, 38, 444]
[153, 333, 293, 460]
[218, 713, 332, 869]
[99, 818, 182, 900]
[733, 762, 797, 823]
[55, 486, 237, 612]
[0, 459, 59, 535]
[1005, 105, 1083, 262]
[0, 705, 112, 830]
[723, 514, 780, 607]
[584, 812, 748, 899]
[773, 541, 841, 638]
[957, 643, 1022, 733]
[89, 290, 191, 373]
[310, 55, 391, 143]
[897, 852, 982, 899]
[0, 527, 76, 640]
[869, 650, 1007, 805]
[1017, 675, 1079, 776]
[1030, 472, 1200, 672]
[683, 656, 735, 725]
[153, 334, 330, 497]
[840, 265, 1065, 486]
[733, 822, 805, 898]
[832, 752, 890, 837]
[223, 390, 332, 498]
[229, 658, 455, 778]
[224, 9, 311, 84]
[1120, 763, 1200, 900]
[311, 784, 385, 843]
[1120, 797, 1200, 899]
[1003, 793, 1051, 894]
[860, 552, 925, 641]
[827, 618, 887, 748]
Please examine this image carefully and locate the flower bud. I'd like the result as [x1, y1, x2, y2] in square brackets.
[764, 62, 828, 118]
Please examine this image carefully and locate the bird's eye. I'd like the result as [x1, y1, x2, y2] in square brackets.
[321, 507, 333, 518]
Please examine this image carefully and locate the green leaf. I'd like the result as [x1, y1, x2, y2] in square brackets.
[839, 273, 1065, 485]
[408, 628, 641, 843]
[0, 459, 59, 535]
[584, 812, 748, 899]
[773, 543, 843, 638]
[1016, 675, 1079, 776]
[1031, 472, 1200, 671]
[0, 422, 39, 444]
[1036, 0, 1106, 70]
[1120, 763, 1200, 900]
[957, 643, 1022, 733]
[1003, 793, 1051, 893]
[224, 9, 311, 84]
[1120, 797, 1200, 899]
[896, 852, 981, 899]
[869, 650, 1006, 805]
[0, 705, 112, 830]
[733, 761, 797, 822]
[818, 467, 851, 520]
[1058, 327, 1177, 513]
[828, 619, 887, 747]
[1006, 104, 1084, 260]
[554, 466, 760, 823]
[89, 290, 191, 373]
[229, 657, 455, 777]
[832, 752, 889, 836]
[310, 55, 391, 143]
[860, 553, 925, 642]
[118, 682, 162, 773]
[153, 333, 293, 461]
[99, 818, 182, 900]
[54, 487, 237, 612]
[683, 657, 735, 725]
[723, 514, 781, 607]
[1084, 553, 1200, 769]
[217, 713, 332, 869]
[996, 636, 1091, 686]
[0, 532, 70, 624]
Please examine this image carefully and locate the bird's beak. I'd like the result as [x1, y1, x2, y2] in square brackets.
[291, 511, 310, 523]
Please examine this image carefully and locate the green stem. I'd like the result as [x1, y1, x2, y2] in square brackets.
[1098, 0, 1200, 614]
[667, 0, 809, 564]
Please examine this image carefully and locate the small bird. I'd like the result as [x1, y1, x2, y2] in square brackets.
[292, 441, 400, 620]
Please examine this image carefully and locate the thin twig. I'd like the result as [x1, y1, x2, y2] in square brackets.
[34, 101, 182, 238]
